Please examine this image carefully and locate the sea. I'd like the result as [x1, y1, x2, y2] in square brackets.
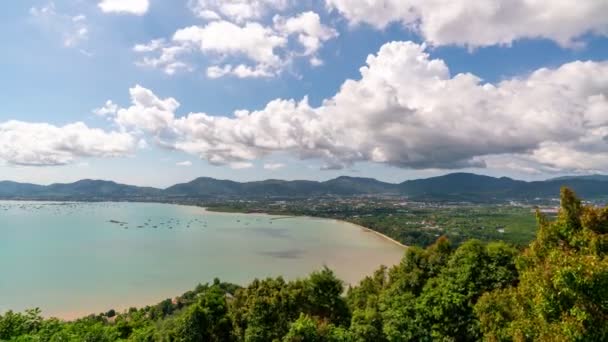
[0, 201, 405, 318]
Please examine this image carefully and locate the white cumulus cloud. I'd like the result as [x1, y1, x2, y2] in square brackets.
[134, 11, 337, 78]
[274, 11, 338, 62]
[115, 85, 180, 134]
[134, 42, 192, 75]
[326, 0, 608, 48]
[93, 100, 118, 116]
[0, 121, 136, 166]
[98, 41, 608, 173]
[174, 20, 287, 69]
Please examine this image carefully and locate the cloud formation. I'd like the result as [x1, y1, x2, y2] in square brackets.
[326, 0, 608, 48]
[189, 0, 289, 23]
[273, 11, 338, 61]
[134, 10, 337, 78]
[174, 20, 287, 77]
[133, 40, 192, 75]
[0, 121, 136, 166]
[30, 2, 89, 49]
[100, 41, 608, 173]
[98, 0, 149, 15]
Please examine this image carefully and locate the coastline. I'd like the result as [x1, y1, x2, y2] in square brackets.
[0, 200, 402, 248]
[340, 220, 408, 249]
[0, 199, 407, 249]
[44, 219, 405, 322]
[203, 206, 407, 249]
[174, 205, 409, 249]
[1, 201, 406, 320]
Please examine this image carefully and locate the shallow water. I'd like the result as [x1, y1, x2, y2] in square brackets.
[0, 201, 405, 318]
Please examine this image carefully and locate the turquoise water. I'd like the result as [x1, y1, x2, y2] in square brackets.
[0, 201, 405, 318]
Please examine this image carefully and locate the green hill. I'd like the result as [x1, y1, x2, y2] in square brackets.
[1, 173, 608, 201]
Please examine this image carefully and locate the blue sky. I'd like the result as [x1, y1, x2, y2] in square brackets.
[1, 0, 607, 187]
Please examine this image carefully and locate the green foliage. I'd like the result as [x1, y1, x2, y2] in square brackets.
[476, 188, 608, 341]
[283, 314, 322, 342]
[174, 303, 211, 341]
[230, 277, 305, 342]
[414, 240, 518, 341]
[3, 188, 607, 341]
[349, 299, 385, 342]
[283, 314, 353, 342]
[0, 309, 43, 340]
[306, 268, 350, 326]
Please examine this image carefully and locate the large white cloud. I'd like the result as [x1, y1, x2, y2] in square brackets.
[134, 11, 337, 78]
[326, 0, 608, 48]
[102, 41, 608, 173]
[98, 0, 149, 15]
[0, 121, 136, 166]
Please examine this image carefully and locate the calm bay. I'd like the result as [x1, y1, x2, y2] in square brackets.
[0, 201, 404, 319]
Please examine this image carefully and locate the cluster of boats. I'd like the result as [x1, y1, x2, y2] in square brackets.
[108, 217, 210, 230]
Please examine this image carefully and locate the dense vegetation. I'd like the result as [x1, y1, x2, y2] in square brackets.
[2, 188, 607, 341]
[348, 205, 538, 247]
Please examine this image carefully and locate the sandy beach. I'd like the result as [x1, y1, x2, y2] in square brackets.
[339, 220, 408, 249]
[204, 207, 407, 249]
[3, 201, 405, 321]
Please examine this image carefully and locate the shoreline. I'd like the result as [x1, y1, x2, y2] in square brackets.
[341, 221, 408, 249]
[204, 207, 408, 249]
[1, 200, 406, 321]
[0, 199, 407, 248]
[204, 207, 407, 249]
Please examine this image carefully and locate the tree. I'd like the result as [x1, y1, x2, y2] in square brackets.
[386, 236, 452, 296]
[200, 286, 234, 342]
[349, 297, 386, 342]
[306, 267, 350, 326]
[347, 266, 388, 311]
[173, 285, 234, 342]
[174, 303, 211, 342]
[476, 188, 608, 341]
[231, 277, 306, 342]
[415, 240, 518, 341]
[0, 308, 43, 340]
[380, 292, 419, 342]
[283, 314, 352, 342]
[283, 314, 322, 342]
[376, 236, 517, 341]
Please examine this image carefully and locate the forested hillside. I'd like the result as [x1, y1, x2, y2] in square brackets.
[1, 188, 607, 341]
[2, 173, 608, 201]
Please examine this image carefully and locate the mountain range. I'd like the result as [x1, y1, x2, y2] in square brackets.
[1, 173, 607, 202]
